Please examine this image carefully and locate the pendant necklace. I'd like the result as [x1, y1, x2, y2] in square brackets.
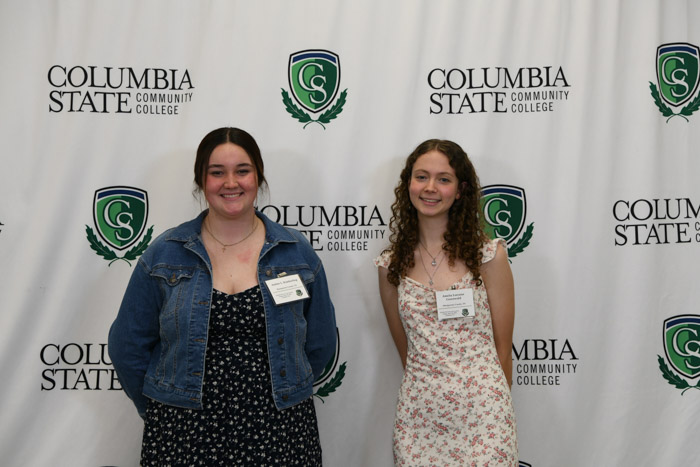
[204, 217, 258, 253]
[418, 240, 441, 267]
[418, 246, 446, 287]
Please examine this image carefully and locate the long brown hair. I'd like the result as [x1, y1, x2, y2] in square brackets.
[386, 139, 488, 286]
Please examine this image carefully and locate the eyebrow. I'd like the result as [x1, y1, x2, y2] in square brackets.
[207, 162, 254, 169]
[413, 169, 455, 176]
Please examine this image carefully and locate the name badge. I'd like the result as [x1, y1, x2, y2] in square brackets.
[264, 274, 310, 305]
[436, 289, 475, 321]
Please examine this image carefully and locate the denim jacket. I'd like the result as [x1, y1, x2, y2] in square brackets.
[108, 210, 337, 418]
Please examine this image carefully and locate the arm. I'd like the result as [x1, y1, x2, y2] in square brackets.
[481, 243, 515, 387]
[108, 259, 161, 418]
[377, 266, 407, 368]
[304, 261, 337, 380]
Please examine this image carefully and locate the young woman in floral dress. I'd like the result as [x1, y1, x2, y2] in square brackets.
[375, 139, 518, 466]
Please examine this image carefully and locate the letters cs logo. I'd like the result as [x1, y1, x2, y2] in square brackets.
[650, 42, 700, 122]
[480, 185, 534, 259]
[85, 186, 153, 266]
[281, 49, 348, 129]
[658, 314, 700, 394]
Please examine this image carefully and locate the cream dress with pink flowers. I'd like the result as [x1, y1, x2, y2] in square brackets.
[375, 238, 517, 466]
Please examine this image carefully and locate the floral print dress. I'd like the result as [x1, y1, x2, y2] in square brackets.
[375, 239, 517, 466]
[140, 286, 322, 466]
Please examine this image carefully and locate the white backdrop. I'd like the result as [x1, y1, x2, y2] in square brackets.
[2, 1, 700, 466]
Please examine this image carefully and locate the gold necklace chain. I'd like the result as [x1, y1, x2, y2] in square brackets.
[418, 246, 445, 287]
[204, 217, 258, 253]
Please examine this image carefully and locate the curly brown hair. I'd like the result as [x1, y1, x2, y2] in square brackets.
[385, 139, 489, 286]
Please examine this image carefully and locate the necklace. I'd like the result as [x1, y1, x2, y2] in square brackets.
[418, 246, 446, 287]
[418, 240, 442, 267]
[203, 217, 258, 253]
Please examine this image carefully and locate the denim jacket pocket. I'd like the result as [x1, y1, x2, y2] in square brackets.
[151, 265, 196, 287]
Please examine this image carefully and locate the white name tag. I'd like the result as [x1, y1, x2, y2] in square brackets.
[436, 289, 475, 321]
[264, 274, 310, 305]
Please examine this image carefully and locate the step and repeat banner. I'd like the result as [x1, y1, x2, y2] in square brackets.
[1, 1, 699, 465]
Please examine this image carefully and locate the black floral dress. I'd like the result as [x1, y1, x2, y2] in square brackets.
[140, 286, 322, 466]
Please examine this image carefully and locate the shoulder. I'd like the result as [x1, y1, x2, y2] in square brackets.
[285, 226, 320, 259]
[480, 239, 512, 288]
[259, 212, 323, 266]
[139, 214, 202, 265]
[374, 248, 392, 269]
[480, 238, 507, 265]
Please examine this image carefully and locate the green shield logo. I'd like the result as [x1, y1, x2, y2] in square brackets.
[656, 43, 700, 107]
[93, 186, 148, 250]
[289, 50, 340, 113]
[663, 315, 700, 380]
[480, 185, 526, 245]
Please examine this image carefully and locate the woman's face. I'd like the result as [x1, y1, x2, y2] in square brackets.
[204, 143, 259, 220]
[408, 150, 460, 220]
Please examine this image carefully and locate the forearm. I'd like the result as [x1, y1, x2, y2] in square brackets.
[378, 267, 406, 368]
[304, 264, 337, 378]
[496, 346, 513, 387]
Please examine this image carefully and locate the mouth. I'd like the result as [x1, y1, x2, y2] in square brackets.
[221, 193, 243, 199]
[420, 197, 440, 205]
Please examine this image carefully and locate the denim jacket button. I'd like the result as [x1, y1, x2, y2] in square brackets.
[280, 369, 286, 377]
[282, 395, 289, 401]
[169, 273, 177, 284]
[265, 270, 272, 277]
[277, 337, 284, 345]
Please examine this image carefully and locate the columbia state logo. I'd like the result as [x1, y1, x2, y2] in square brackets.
[85, 186, 153, 266]
[650, 42, 700, 122]
[480, 185, 534, 259]
[313, 328, 347, 402]
[281, 49, 348, 129]
[658, 314, 700, 394]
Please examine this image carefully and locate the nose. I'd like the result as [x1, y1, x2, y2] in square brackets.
[224, 172, 238, 187]
[425, 178, 437, 191]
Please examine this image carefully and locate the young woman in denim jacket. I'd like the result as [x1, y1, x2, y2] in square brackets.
[109, 127, 337, 466]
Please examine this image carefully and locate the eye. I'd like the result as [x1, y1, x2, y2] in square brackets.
[414, 174, 427, 181]
[237, 169, 251, 176]
[208, 169, 223, 176]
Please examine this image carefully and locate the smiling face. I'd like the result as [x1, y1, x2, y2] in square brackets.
[408, 150, 460, 220]
[204, 143, 259, 221]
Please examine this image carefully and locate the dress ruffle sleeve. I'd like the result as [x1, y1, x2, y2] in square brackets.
[374, 249, 392, 268]
[481, 238, 507, 264]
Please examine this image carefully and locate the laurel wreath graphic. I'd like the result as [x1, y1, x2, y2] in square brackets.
[313, 361, 347, 402]
[85, 225, 153, 266]
[649, 82, 700, 122]
[507, 222, 534, 260]
[281, 89, 348, 129]
[657, 355, 700, 395]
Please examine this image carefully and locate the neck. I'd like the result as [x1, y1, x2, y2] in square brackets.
[417, 215, 448, 249]
[205, 209, 258, 242]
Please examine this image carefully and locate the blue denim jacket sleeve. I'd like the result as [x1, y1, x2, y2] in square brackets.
[108, 258, 162, 419]
[304, 260, 337, 380]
